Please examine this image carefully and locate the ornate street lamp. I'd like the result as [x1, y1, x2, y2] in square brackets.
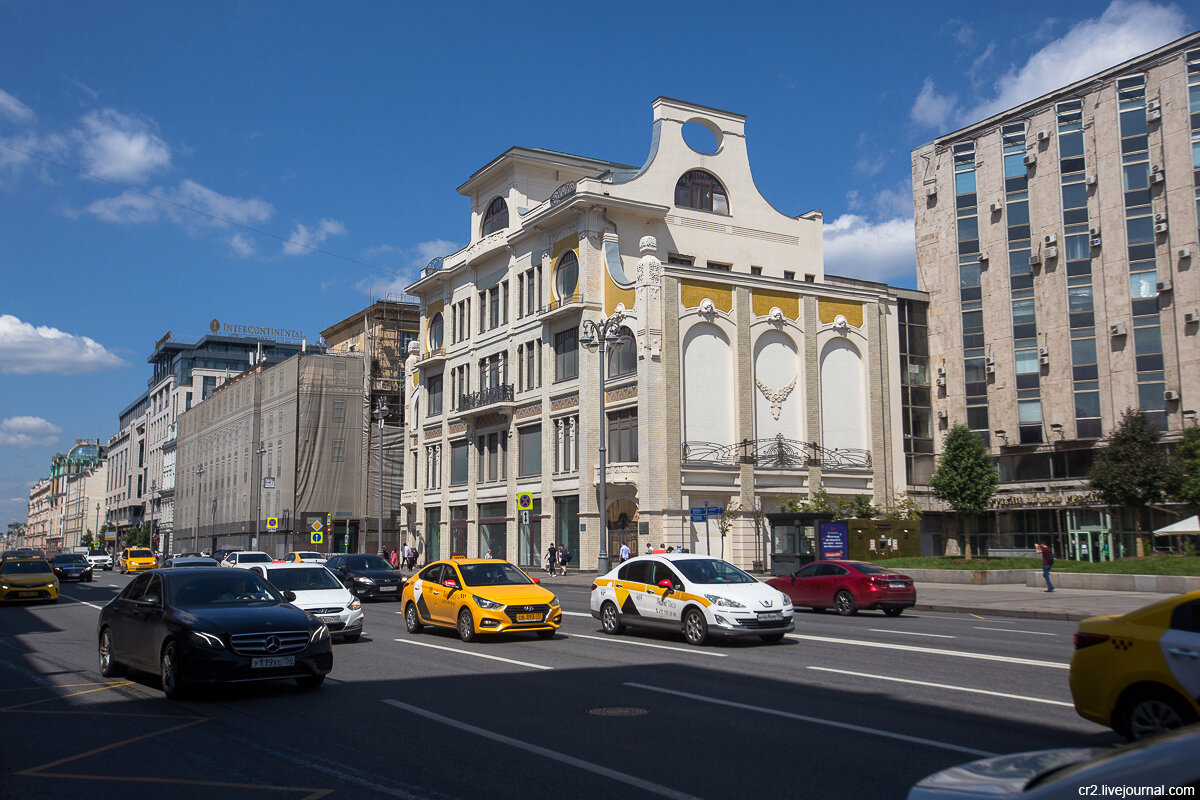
[372, 400, 390, 557]
[579, 310, 626, 575]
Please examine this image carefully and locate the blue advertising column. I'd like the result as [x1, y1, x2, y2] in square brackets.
[818, 522, 849, 561]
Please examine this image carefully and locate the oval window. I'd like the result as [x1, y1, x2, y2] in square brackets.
[556, 251, 578, 300]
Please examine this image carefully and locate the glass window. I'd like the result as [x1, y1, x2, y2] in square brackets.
[674, 170, 728, 214]
[427, 373, 443, 416]
[955, 171, 976, 195]
[519, 425, 541, 477]
[481, 197, 508, 236]
[1123, 162, 1149, 191]
[1068, 286, 1093, 313]
[957, 216, 979, 242]
[962, 310, 983, 335]
[555, 251, 578, 300]
[1134, 325, 1162, 355]
[1129, 272, 1157, 299]
[1126, 216, 1154, 245]
[1012, 299, 1036, 326]
[1075, 391, 1101, 419]
[428, 313, 444, 351]
[1065, 234, 1089, 262]
[450, 440, 468, 486]
[1062, 182, 1087, 210]
[1138, 382, 1166, 411]
[1015, 348, 1039, 375]
[554, 328, 578, 381]
[1003, 153, 1026, 179]
[1006, 201, 1029, 227]
[1120, 110, 1148, 139]
[1059, 131, 1084, 159]
[608, 408, 638, 462]
[1018, 400, 1043, 424]
[607, 329, 637, 379]
[960, 263, 981, 287]
[1071, 337, 1097, 365]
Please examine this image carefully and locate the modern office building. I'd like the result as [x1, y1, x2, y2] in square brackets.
[912, 33, 1200, 558]
[402, 97, 918, 572]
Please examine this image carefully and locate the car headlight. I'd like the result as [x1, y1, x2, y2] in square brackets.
[779, 592, 792, 607]
[0, 583, 10, 590]
[704, 594, 745, 608]
[188, 631, 225, 649]
[348, 599, 362, 611]
[353, 576, 376, 585]
[473, 595, 504, 610]
[549, 597, 560, 608]
[310, 624, 330, 644]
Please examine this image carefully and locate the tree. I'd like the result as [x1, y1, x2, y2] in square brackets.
[929, 424, 997, 560]
[1089, 408, 1179, 558]
[81, 531, 94, 548]
[1171, 426, 1200, 511]
[881, 492, 923, 522]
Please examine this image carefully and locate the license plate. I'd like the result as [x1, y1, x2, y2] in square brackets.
[251, 656, 295, 669]
[318, 615, 341, 624]
[889, 582, 907, 589]
[379, 585, 397, 592]
[18, 591, 39, 598]
[757, 612, 783, 622]
[516, 613, 541, 622]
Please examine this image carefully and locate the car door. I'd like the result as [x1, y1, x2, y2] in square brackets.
[786, 563, 823, 606]
[1161, 599, 1200, 701]
[818, 563, 851, 606]
[411, 564, 443, 623]
[642, 561, 685, 625]
[129, 574, 167, 660]
[109, 573, 154, 669]
[325, 556, 347, 586]
[434, 564, 466, 623]
[615, 560, 653, 622]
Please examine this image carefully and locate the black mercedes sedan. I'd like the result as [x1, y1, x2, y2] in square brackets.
[52, 552, 94, 582]
[323, 554, 406, 600]
[97, 567, 333, 697]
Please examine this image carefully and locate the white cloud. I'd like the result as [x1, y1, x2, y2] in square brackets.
[0, 314, 127, 374]
[913, 0, 1190, 130]
[0, 416, 62, 448]
[85, 179, 273, 227]
[0, 89, 34, 124]
[229, 233, 257, 257]
[356, 238, 460, 297]
[77, 108, 170, 182]
[822, 214, 916, 284]
[282, 218, 347, 256]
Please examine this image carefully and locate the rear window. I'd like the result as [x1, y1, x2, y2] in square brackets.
[54, 554, 88, 564]
[239, 553, 272, 563]
[851, 563, 899, 575]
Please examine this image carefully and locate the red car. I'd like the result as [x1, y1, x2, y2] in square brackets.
[767, 560, 916, 616]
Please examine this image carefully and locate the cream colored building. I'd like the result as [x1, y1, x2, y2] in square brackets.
[25, 477, 52, 551]
[403, 97, 912, 572]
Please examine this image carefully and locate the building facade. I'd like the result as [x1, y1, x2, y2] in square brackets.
[25, 477, 52, 551]
[912, 33, 1200, 558]
[46, 441, 106, 553]
[403, 97, 914, 572]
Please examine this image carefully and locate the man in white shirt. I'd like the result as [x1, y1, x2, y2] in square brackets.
[619, 542, 631, 562]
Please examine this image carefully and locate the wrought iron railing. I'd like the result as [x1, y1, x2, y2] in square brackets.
[540, 292, 584, 315]
[422, 346, 445, 361]
[549, 181, 577, 207]
[459, 384, 514, 412]
[682, 435, 871, 471]
[420, 256, 444, 278]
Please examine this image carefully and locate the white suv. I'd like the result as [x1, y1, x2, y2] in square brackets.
[591, 554, 794, 645]
[251, 563, 364, 642]
[85, 548, 113, 571]
[221, 551, 273, 569]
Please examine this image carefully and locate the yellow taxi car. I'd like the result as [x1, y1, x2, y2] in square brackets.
[0, 556, 59, 604]
[1070, 589, 1200, 741]
[117, 547, 157, 574]
[401, 559, 561, 642]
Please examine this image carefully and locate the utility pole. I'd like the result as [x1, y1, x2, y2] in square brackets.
[254, 443, 266, 550]
[579, 310, 626, 575]
[372, 400, 389, 557]
[194, 463, 205, 554]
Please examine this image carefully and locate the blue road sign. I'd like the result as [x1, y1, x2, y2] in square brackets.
[707, 506, 724, 517]
[690, 508, 707, 523]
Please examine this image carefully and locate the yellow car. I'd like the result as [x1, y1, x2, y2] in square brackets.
[0, 557, 59, 604]
[118, 548, 157, 574]
[1069, 589, 1200, 740]
[401, 559, 561, 641]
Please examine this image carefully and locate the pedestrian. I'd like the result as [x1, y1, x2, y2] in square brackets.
[557, 543, 569, 574]
[1037, 542, 1054, 592]
[546, 542, 558, 576]
[390, 547, 400, 569]
[485, 547, 493, 559]
[645, 544, 652, 555]
[652, 542, 667, 554]
[619, 542, 631, 562]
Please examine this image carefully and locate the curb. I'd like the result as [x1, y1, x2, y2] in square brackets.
[912, 602, 1089, 622]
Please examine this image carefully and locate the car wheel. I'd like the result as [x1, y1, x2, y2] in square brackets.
[1118, 686, 1198, 741]
[160, 641, 188, 699]
[98, 628, 126, 677]
[536, 629, 556, 640]
[883, 607, 904, 617]
[834, 590, 858, 616]
[760, 633, 785, 643]
[600, 601, 624, 634]
[457, 609, 477, 643]
[404, 602, 424, 633]
[683, 608, 708, 646]
[342, 632, 361, 643]
[296, 675, 325, 690]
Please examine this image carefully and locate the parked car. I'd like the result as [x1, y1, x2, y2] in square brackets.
[767, 560, 916, 616]
[159, 557, 222, 569]
[97, 567, 332, 697]
[85, 548, 113, 571]
[591, 554, 794, 645]
[51, 552, 94, 582]
[402, 559, 560, 641]
[323, 554, 406, 600]
[220, 551, 273, 569]
[252, 563, 363, 642]
[282, 551, 327, 564]
[212, 548, 243, 564]
[1070, 589, 1200, 740]
[0, 557, 59, 604]
[907, 723, 1200, 798]
[117, 548, 157, 575]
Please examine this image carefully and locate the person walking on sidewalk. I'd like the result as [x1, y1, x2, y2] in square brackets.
[1037, 542, 1055, 592]
[546, 542, 558, 576]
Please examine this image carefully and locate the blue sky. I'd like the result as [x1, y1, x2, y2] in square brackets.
[0, 0, 1193, 526]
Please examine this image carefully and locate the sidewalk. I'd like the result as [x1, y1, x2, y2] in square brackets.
[533, 570, 1186, 622]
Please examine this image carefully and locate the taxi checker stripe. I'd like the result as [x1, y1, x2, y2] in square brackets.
[383, 699, 706, 800]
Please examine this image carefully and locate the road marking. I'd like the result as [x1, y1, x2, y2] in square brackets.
[58, 594, 104, 610]
[392, 638, 552, 670]
[975, 626, 1057, 636]
[867, 629, 955, 639]
[624, 682, 996, 758]
[561, 610, 592, 617]
[785, 633, 1068, 669]
[805, 667, 1074, 707]
[569, 632, 728, 658]
[968, 613, 986, 620]
[5, 682, 134, 710]
[383, 699, 705, 800]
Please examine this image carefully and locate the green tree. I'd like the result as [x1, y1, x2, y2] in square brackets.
[1171, 426, 1200, 511]
[1089, 408, 1179, 557]
[929, 423, 998, 560]
[81, 531, 94, 548]
[881, 492, 923, 522]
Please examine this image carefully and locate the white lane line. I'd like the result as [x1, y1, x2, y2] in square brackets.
[383, 698, 704, 800]
[392, 638, 552, 670]
[868, 629, 955, 639]
[569, 632, 728, 658]
[786, 633, 1068, 669]
[975, 626, 1057, 636]
[56, 594, 104, 610]
[806, 667, 1074, 707]
[625, 682, 996, 758]
[562, 610, 592, 617]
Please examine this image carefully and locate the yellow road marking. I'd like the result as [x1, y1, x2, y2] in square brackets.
[4, 682, 133, 709]
[0, 681, 119, 693]
[968, 613, 986, 620]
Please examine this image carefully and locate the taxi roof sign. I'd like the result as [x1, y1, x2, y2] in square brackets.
[516, 492, 534, 511]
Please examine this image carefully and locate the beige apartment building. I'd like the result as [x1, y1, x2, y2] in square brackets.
[25, 477, 52, 551]
[912, 33, 1200, 559]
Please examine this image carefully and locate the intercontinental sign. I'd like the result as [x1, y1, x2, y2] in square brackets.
[210, 319, 305, 341]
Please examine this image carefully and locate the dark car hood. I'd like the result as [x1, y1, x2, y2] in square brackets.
[343, 568, 404, 582]
[174, 603, 315, 634]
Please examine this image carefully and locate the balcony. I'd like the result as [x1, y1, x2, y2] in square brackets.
[417, 346, 446, 367]
[539, 292, 585, 322]
[593, 462, 639, 486]
[457, 384, 516, 418]
[682, 436, 872, 472]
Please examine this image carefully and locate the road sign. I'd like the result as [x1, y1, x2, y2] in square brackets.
[516, 492, 533, 511]
[266, 517, 278, 530]
[707, 506, 724, 517]
[520, 510, 530, 525]
[310, 531, 323, 545]
[690, 508, 707, 523]
[310, 520, 323, 532]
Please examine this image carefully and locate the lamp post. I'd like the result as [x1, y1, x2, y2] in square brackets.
[372, 400, 389, 557]
[194, 464, 205, 554]
[254, 443, 266, 550]
[94, 503, 100, 549]
[149, 480, 157, 555]
[579, 310, 626, 576]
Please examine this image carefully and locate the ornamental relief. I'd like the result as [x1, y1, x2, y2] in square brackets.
[755, 375, 798, 421]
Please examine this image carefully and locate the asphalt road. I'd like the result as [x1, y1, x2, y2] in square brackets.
[0, 573, 1118, 800]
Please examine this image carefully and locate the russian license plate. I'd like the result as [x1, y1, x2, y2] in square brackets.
[251, 656, 295, 669]
[757, 612, 783, 622]
[516, 612, 541, 622]
[379, 585, 397, 592]
[889, 582, 907, 589]
[318, 615, 341, 625]
[18, 591, 39, 598]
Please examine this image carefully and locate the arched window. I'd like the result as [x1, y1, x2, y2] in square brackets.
[674, 170, 728, 214]
[555, 251, 578, 300]
[481, 197, 509, 236]
[427, 312, 444, 351]
[607, 328, 637, 379]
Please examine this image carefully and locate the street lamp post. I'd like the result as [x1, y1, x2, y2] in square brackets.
[94, 503, 100, 549]
[254, 443, 266, 550]
[194, 464, 205, 554]
[149, 480, 157, 556]
[372, 400, 389, 557]
[579, 310, 626, 576]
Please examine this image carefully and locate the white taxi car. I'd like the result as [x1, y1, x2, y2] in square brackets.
[250, 562, 364, 642]
[591, 554, 793, 645]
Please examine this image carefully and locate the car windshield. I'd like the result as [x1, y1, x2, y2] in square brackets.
[54, 554, 88, 564]
[88, 549, 109, 556]
[851, 563, 899, 575]
[672, 558, 757, 585]
[297, 553, 323, 560]
[128, 549, 153, 558]
[344, 556, 390, 571]
[1, 560, 52, 574]
[167, 572, 282, 606]
[459, 563, 533, 587]
[265, 567, 342, 591]
[238, 553, 272, 563]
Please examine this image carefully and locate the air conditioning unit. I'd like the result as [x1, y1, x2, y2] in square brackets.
[935, 376, 946, 388]
[1085, 174, 1097, 186]
[937, 409, 949, 420]
[1151, 163, 1164, 174]
[1110, 322, 1127, 336]
[1155, 222, 1169, 234]
[1037, 130, 1051, 142]
[925, 184, 937, 197]
[1044, 246, 1058, 259]
[1089, 226, 1101, 237]
[985, 364, 996, 374]
[1157, 280, 1173, 293]
[1154, 211, 1168, 223]
[1029, 253, 1042, 266]
[1023, 152, 1037, 166]
[978, 252, 989, 263]
[1150, 172, 1165, 184]
[1044, 233, 1058, 245]
[1185, 311, 1199, 324]
[1090, 237, 1102, 248]
[1147, 109, 1162, 122]
[990, 202, 1004, 213]
[1180, 248, 1193, 260]
[936, 366, 946, 376]
[1147, 100, 1161, 112]
[1038, 346, 1049, 356]
[985, 356, 995, 366]
[1164, 390, 1179, 402]
[1039, 354, 1050, 366]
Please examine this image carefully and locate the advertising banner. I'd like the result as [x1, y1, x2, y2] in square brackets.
[819, 521, 848, 560]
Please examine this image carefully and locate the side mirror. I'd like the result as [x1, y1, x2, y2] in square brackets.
[139, 594, 162, 607]
[283, 590, 297, 602]
[442, 579, 459, 590]
[657, 579, 675, 594]
[532, 577, 541, 584]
